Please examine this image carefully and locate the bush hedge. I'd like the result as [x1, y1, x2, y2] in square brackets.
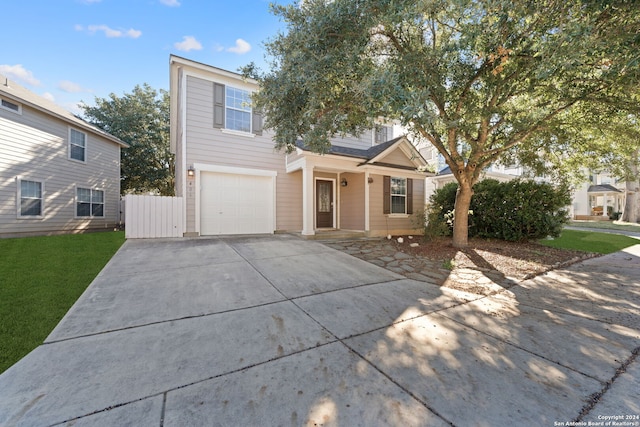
[423, 179, 571, 241]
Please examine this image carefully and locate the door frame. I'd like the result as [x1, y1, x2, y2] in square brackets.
[314, 177, 336, 229]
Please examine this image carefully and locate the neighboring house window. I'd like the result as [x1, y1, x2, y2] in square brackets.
[69, 128, 87, 162]
[18, 179, 43, 217]
[213, 83, 263, 135]
[76, 188, 104, 217]
[1, 97, 21, 114]
[383, 176, 413, 215]
[375, 126, 390, 144]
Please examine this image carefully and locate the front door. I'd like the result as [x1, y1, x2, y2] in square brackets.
[316, 180, 333, 228]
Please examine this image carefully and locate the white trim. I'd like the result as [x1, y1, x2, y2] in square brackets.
[194, 164, 278, 235]
[170, 55, 259, 86]
[180, 67, 188, 234]
[390, 176, 408, 215]
[68, 127, 87, 164]
[364, 170, 370, 232]
[221, 128, 256, 138]
[74, 185, 106, 219]
[16, 177, 44, 219]
[314, 177, 336, 229]
[193, 163, 277, 177]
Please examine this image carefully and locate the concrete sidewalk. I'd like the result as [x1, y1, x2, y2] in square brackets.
[0, 235, 638, 426]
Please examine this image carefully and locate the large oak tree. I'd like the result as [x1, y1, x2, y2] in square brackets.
[245, 0, 640, 247]
[81, 84, 174, 196]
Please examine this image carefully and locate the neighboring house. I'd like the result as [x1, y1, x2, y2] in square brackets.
[0, 76, 128, 238]
[169, 55, 430, 237]
[571, 171, 625, 219]
[419, 144, 523, 202]
[418, 143, 627, 220]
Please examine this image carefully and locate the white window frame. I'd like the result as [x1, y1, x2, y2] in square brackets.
[390, 177, 407, 215]
[75, 186, 105, 218]
[1, 97, 22, 114]
[68, 127, 87, 163]
[17, 178, 44, 218]
[225, 86, 252, 133]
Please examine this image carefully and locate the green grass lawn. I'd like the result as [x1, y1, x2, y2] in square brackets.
[0, 231, 125, 374]
[540, 229, 639, 254]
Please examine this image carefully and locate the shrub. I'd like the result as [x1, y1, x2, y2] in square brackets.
[420, 179, 571, 242]
[420, 182, 457, 238]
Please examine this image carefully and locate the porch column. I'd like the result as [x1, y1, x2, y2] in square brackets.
[302, 164, 315, 236]
[364, 170, 370, 233]
[603, 192, 609, 219]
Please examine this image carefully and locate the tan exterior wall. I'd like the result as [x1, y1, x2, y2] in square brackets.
[0, 103, 121, 238]
[180, 73, 302, 234]
[368, 174, 424, 237]
[339, 172, 365, 230]
[379, 149, 416, 168]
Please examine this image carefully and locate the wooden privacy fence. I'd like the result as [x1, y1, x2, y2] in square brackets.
[124, 195, 184, 238]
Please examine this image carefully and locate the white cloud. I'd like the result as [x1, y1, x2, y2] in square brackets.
[174, 36, 202, 52]
[77, 24, 142, 39]
[58, 80, 90, 93]
[42, 92, 55, 102]
[227, 38, 251, 55]
[0, 64, 41, 86]
[159, 0, 180, 6]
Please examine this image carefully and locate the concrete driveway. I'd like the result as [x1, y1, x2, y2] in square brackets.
[0, 234, 638, 426]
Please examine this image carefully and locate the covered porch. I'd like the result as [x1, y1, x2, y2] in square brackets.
[286, 137, 431, 237]
[586, 184, 624, 219]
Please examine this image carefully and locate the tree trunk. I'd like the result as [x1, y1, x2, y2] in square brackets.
[621, 150, 640, 223]
[621, 181, 640, 223]
[452, 183, 474, 248]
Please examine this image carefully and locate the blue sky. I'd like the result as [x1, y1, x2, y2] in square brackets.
[1, 0, 294, 114]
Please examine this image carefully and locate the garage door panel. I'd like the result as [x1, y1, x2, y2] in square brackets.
[201, 172, 274, 235]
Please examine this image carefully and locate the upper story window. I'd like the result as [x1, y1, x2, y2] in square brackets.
[76, 187, 104, 217]
[69, 128, 87, 162]
[1, 97, 21, 114]
[18, 179, 43, 217]
[213, 82, 262, 135]
[225, 86, 252, 133]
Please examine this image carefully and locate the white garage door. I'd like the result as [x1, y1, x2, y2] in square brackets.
[200, 172, 274, 235]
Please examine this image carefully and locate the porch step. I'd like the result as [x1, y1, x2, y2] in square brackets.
[300, 230, 368, 240]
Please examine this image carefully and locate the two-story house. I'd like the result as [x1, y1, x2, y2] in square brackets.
[0, 76, 127, 238]
[169, 55, 430, 238]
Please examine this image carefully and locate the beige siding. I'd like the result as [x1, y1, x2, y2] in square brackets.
[339, 172, 365, 230]
[330, 130, 374, 150]
[379, 148, 416, 168]
[183, 74, 301, 233]
[0, 104, 121, 238]
[368, 174, 424, 237]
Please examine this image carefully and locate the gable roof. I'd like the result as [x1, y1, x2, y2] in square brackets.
[296, 136, 429, 171]
[0, 75, 128, 148]
[588, 184, 622, 193]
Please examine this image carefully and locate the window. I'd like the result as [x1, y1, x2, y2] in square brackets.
[383, 176, 413, 215]
[225, 86, 252, 132]
[375, 126, 390, 144]
[1, 97, 21, 114]
[18, 179, 43, 217]
[76, 188, 104, 217]
[69, 128, 86, 162]
[391, 177, 407, 214]
[213, 82, 262, 135]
